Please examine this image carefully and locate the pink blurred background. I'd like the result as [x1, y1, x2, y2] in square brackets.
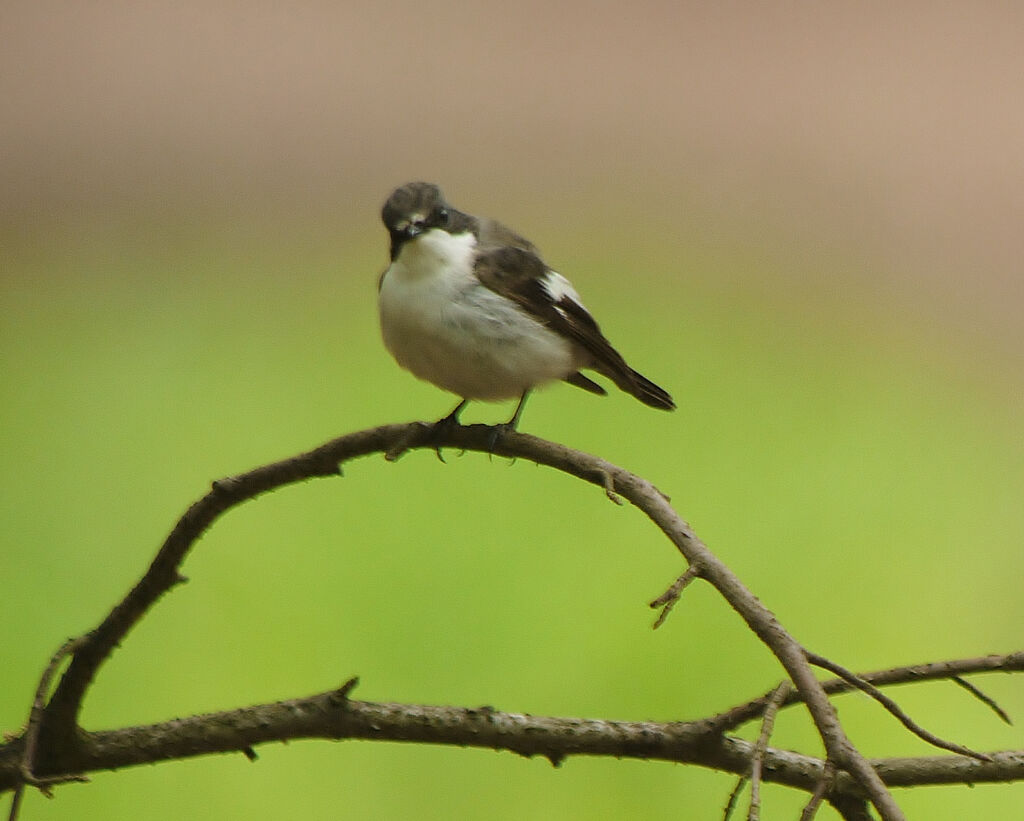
[4, 3, 1023, 351]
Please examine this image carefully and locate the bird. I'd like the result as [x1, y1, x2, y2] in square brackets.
[377, 182, 675, 432]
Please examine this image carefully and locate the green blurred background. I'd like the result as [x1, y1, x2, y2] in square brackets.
[3, 3, 1022, 819]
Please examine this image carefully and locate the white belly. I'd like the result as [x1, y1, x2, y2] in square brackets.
[378, 231, 581, 401]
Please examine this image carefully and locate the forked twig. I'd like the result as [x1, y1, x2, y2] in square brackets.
[806, 652, 991, 762]
[650, 564, 701, 628]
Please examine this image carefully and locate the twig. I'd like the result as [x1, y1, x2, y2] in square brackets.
[799, 761, 836, 821]
[8, 638, 90, 821]
[649, 564, 701, 629]
[951, 676, 1012, 724]
[708, 651, 1024, 733]
[722, 776, 747, 821]
[748, 683, 791, 820]
[806, 652, 991, 762]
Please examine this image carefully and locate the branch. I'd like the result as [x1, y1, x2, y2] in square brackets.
[709, 652, 1024, 733]
[4, 684, 1024, 795]
[10, 421, 1010, 816]
[827, 794, 874, 821]
[32, 421, 896, 812]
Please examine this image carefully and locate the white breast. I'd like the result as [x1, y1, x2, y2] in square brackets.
[378, 229, 582, 401]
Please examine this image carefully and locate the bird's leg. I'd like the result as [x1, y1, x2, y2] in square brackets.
[428, 398, 469, 462]
[487, 391, 530, 452]
[506, 391, 530, 430]
[435, 398, 469, 428]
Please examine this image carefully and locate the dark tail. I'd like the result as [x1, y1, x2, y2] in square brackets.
[592, 361, 675, 410]
[623, 367, 675, 410]
[563, 371, 608, 396]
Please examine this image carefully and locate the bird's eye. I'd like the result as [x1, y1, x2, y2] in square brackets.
[435, 208, 449, 226]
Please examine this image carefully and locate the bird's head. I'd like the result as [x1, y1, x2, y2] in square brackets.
[382, 182, 454, 259]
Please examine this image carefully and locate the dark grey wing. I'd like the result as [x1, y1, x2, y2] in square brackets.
[473, 246, 675, 410]
[473, 245, 563, 326]
[474, 217, 538, 253]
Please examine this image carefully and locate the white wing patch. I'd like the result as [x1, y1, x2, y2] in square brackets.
[540, 268, 589, 319]
[541, 271, 584, 305]
[542, 270, 586, 321]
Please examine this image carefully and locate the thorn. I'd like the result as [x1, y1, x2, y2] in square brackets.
[330, 676, 359, 705]
[241, 746, 258, 762]
[546, 752, 565, 768]
[210, 477, 238, 494]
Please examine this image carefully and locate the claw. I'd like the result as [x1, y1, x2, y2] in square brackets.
[428, 399, 468, 461]
[486, 423, 509, 453]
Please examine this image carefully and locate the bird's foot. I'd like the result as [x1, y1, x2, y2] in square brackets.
[484, 392, 529, 457]
[384, 400, 468, 463]
[486, 420, 523, 454]
[428, 399, 469, 462]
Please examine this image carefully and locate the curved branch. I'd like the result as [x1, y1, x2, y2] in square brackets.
[18, 421, 940, 818]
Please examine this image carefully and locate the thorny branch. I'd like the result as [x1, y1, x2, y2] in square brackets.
[3, 677, 1024, 794]
[3, 422, 1022, 818]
